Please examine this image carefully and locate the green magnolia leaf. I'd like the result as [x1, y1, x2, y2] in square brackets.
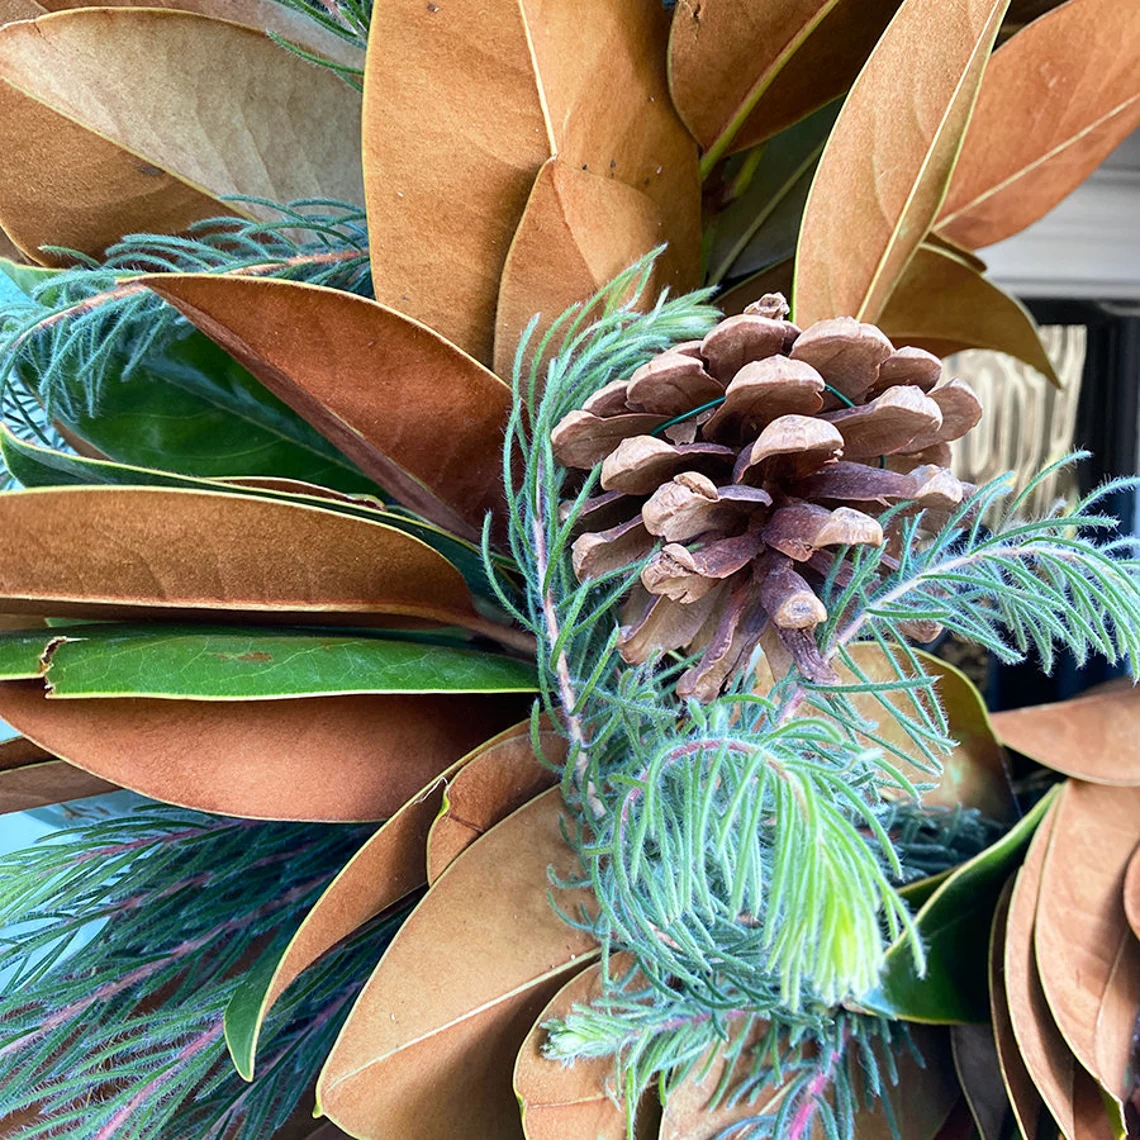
[0, 426, 516, 605]
[58, 329, 383, 495]
[0, 624, 538, 700]
[707, 101, 840, 287]
[0, 258, 56, 297]
[860, 786, 1060, 1024]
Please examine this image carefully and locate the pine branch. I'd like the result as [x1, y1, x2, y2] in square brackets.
[0, 198, 371, 424]
[0, 802, 401, 1139]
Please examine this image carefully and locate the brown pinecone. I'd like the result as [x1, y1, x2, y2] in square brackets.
[550, 293, 982, 700]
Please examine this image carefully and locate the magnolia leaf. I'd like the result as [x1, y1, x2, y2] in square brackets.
[514, 956, 655, 1140]
[0, 624, 538, 700]
[991, 688, 1140, 785]
[794, 0, 1009, 326]
[1035, 780, 1140, 1131]
[987, 882, 1045, 1140]
[0, 0, 45, 20]
[0, 486, 506, 637]
[317, 788, 598, 1138]
[0, 679, 526, 821]
[0, 733, 51, 772]
[0, 755, 117, 812]
[59, 329, 381, 495]
[1123, 846, 1140, 943]
[936, 0, 1140, 250]
[841, 644, 1017, 822]
[1073, 1067, 1119, 1140]
[861, 786, 1058, 1023]
[660, 1022, 957, 1139]
[225, 722, 545, 1080]
[361, 0, 697, 366]
[34, 0, 364, 71]
[426, 727, 563, 883]
[950, 1023, 1009, 1140]
[718, 257, 796, 316]
[492, 159, 668, 379]
[0, 8, 363, 262]
[0, 428, 514, 606]
[932, 1100, 983, 1140]
[706, 103, 839, 287]
[667, 0, 900, 169]
[658, 1021, 786, 1140]
[142, 276, 511, 540]
[877, 244, 1061, 387]
[1002, 802, 1078, 1138]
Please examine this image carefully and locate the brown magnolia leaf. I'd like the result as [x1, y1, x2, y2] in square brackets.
[991, 688, 1140, 785]
[519, 0, 700, 291]
[232, 721, 544, 1077]
[932, 1099, 982, 1140]
[514, 956, 656, 1140]
[426, 727, 563, 883]
[142, 275, 511, 540]
[1003, 801, 1077, 1138]
[1035, 780, 1140, 1121]
[793, 0, 1008, 326]
[0, 0, 43, 19]
[936, 0, 1140, 250]
[840, 644, 1016, 821]
[1122, 845, 1140, 943]
[667, 0, 901, 164]
[1073, 1066, 1117, 1140]
[0, 486, 503, 636]
[0, 681, 526, 821]
[878, 244, 1061, 387]
[660, 1022, 957, 1140]
[362, 0, 697, 368]
[493, 159, 668, 379]
[34, 0, 364, 71]
[951, 1022, 1010, 1140]
[317, 788, 598, 1139]
[0, 733, 50, 772]
[0, 756, 116, 812]
[988, 881, 1045, 1140]
[0, 8, 363, 263]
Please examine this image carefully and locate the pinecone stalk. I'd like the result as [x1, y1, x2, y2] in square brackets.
[552, 295, 982, 698]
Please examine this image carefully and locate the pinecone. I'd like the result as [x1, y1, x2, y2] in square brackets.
[551, 294, 982, 699]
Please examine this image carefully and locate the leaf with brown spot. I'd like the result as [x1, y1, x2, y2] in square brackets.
[426, 727, 563, 883]
[992, 688, 1140, 785]
[936, 0, 1140, 251]
[840, 644, 1016, 822]
[988, 881, 1045, 1140]
[0, 679, 527, 821]
[878, 244, 1060, 387]
[0, 756, 116, 812]
[667, 0, 901, 167]
[493, 160, 669, 379]
[793, 0, 1009, 326]
[515, 956, 657, 1140]
[1002, 800, 1077, 1139]
[225, 721, 539, 1079]
[0, 8, 363, 262]
[0, 486, 506, 636]
[317, 788, 598, 1139]
[142, 276, 511, 540]
[1035, 780, 1140, 1129]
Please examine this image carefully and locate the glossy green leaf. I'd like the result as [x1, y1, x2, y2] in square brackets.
[707, 102, 839, 287]
[0, 624, 538, 700]
[860, 786, 1059, 1024]
[0, 426, 515, 605]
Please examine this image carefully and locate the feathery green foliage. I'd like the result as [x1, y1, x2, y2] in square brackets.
[272, 0, 371, 87]
[0, 198, 370, 428]
[490, 252, 1140, 1137]
[0, 802, 402, 1139]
